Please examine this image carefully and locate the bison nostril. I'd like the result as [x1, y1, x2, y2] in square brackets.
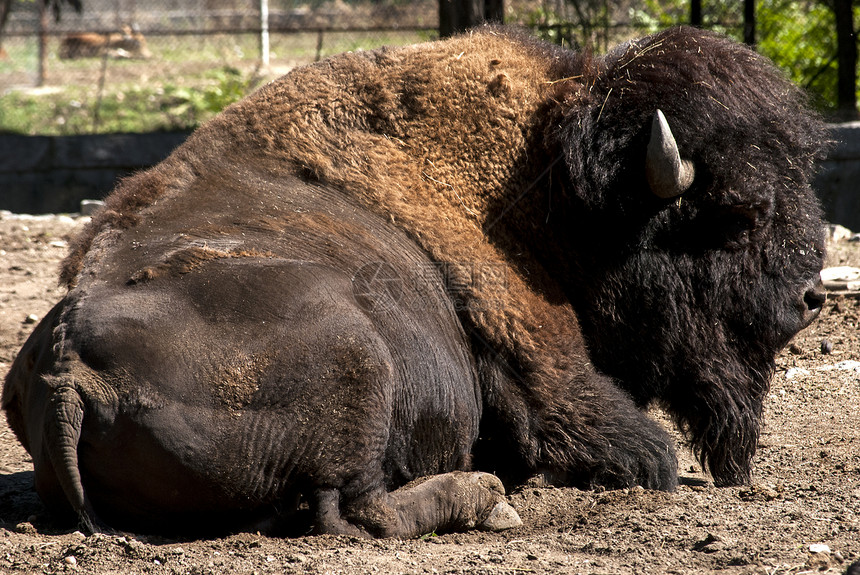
[803, 287, 826, 312]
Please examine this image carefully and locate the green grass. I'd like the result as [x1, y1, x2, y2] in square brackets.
[0, 67, 262, 134]
[0, 29, 431, 135]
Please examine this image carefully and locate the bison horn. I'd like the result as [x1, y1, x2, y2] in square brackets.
[646, 109, 695, 199]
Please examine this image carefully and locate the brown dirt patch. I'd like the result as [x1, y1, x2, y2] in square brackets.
[0, 211, 857, 574]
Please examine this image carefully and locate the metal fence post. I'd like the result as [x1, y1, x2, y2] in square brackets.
[259, 0, 269, 70]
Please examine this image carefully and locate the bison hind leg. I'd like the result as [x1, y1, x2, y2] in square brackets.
[313, 471, 521, 538]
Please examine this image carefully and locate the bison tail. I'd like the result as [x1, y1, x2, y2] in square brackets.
[43, 381, 99, 533]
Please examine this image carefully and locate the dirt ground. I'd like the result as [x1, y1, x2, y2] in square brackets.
[0, 210, 858, 575]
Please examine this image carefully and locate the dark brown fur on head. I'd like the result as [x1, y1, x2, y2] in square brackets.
[546, 27, 827, 485]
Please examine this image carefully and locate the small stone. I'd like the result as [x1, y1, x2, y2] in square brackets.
[64, 556, 77, 566]
[785, 367, 810, 380]
[809, 543, 831, 554]
[80, 200, 105, 216]
[828, 224, 854, 241]
[821, 339, 833, 354]
[479, 501, 522, 531]
[14, 522, 36, 534]
[24, 314, 39, 324]
[694, 532, 735, 553]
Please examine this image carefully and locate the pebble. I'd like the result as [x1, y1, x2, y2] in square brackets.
[809, 543, 831, 554]
[695, 532, 735, 553]
[785, 367, 810, 380]
[15, 522, 36, 535]
[64, 556, 77, 566]
[821, 339, 834, 354]
[821, 266, 860, 291]
[828, 224, 854, 241]
[818, 360, 860, 373]
[24, 314, 39, 324]
[80, 200, 105, 216]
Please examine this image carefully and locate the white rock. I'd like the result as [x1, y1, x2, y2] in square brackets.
[80, 200, 105, 216]
[816, 361, 860, 373]
[828, 224, 854, 241]
[821, 266, 860, 291]
[785, 367, 810, 380]
[809, 543, 831, 554]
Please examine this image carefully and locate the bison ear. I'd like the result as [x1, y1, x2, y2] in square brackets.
[646, 109, 695, 199]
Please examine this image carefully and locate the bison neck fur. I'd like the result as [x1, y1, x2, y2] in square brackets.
[5, 26, 826, 535]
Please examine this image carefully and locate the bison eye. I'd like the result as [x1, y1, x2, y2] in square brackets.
[677, 202, 770, 251]
[712, 203, 770, 248]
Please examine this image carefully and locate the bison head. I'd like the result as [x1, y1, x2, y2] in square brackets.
[549, 28, 827, 486]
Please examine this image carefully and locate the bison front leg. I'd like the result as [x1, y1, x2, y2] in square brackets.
[475, 357, 679, 492]
[314, 471, 521, 538]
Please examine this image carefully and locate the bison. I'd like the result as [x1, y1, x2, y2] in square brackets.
[59, 24, 151, 60]
[3, 26, 827, 538]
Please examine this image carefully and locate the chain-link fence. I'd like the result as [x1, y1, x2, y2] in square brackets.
[0, 0, 753, 134]
[0, 0, 438, 88]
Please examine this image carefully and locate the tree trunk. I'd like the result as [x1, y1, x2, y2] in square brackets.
[440, 0, 475, 38]
[834, 0, 859, 120]
[38, 0, 49, 86]
[484, 0, 504, 24]
[743, 0, 756, 46]
[690, 0, 701, 26]
[439, 0, 504, 38]
[0, 0, 13, 58]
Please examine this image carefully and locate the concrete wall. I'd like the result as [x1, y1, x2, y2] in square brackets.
[815, 122, 860, 232]
[1, 126, 859, 228]
[0, 132, 189, 214]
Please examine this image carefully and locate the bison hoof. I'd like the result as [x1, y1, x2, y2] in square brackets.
[473, 471, 505, 494]
[470, 472, 522, 531]
[479, 501, 522, 531]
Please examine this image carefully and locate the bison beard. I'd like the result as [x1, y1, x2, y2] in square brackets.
[3, 26, 826, 536]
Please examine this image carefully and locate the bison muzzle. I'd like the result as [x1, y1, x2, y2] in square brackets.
[3, 26, 827, 537]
